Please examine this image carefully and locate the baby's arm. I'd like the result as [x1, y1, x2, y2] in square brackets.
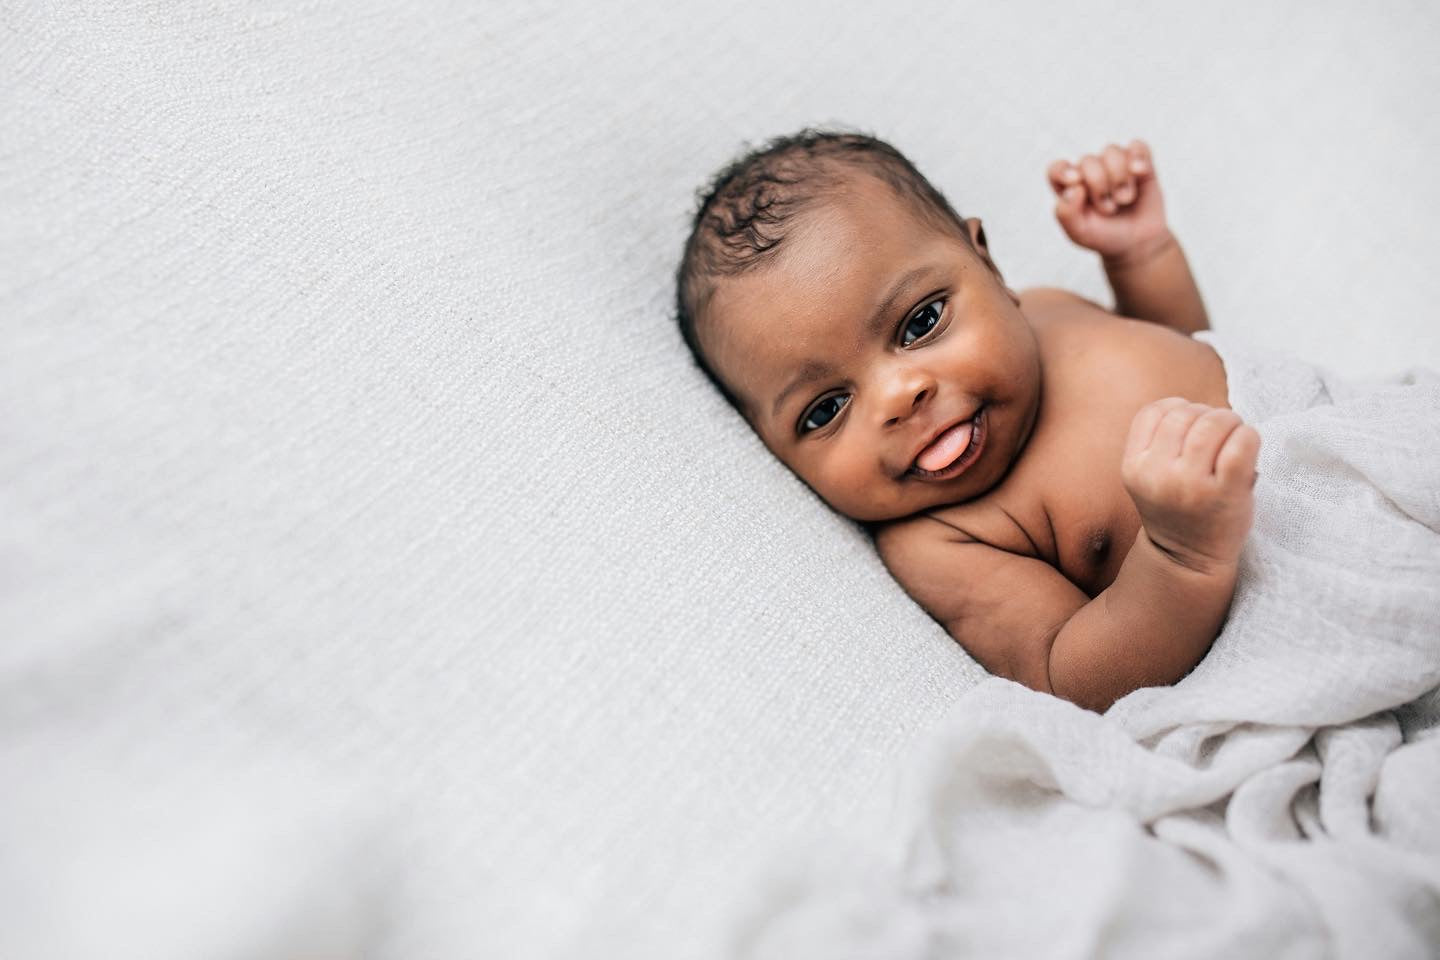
[877, 399, 1259, 712]
[880, 518, 1235, 712]
[1047, 141, 1209, 336]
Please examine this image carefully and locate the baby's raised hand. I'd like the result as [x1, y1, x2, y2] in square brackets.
[1048, 140, 1170, 265]
[1122, 398, 1260, 575]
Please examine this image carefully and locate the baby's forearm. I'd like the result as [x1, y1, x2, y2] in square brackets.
[1047, 529, 1237, 712]
[1103, 231, 1209, 336]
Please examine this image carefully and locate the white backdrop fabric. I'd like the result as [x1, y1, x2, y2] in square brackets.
[3, 3, 1439, 958]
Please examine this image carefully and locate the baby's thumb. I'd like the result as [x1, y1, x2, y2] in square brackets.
[1053, 185, 1086, 237]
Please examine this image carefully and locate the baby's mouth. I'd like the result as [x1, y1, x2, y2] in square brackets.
[908, 407, 986, 480]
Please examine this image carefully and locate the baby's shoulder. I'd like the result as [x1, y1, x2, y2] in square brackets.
[1019, 286, 1133, 346]
[872, 495, 1038, 571]
[869, 512, 993, 631]
[1019, 287, 1145, 363]
[1018, 285, 1105, 316]
[1019, 285, 1224, 400]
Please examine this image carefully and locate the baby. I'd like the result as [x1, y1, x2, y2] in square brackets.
[675, 130, 1260, 713]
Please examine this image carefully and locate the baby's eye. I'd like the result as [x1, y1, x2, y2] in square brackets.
[799, 393, 850, 434]
[900, 299, 945, 346]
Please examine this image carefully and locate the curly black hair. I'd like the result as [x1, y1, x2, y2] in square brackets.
[674, 128, 970, 411]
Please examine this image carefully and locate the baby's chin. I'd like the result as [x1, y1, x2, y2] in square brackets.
[852, 507, 916, 528]
[828, 464, 1010, 525]
[826, 485, 964, 526]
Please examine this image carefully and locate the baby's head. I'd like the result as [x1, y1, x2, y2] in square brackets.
[675, 129, 1043, 524]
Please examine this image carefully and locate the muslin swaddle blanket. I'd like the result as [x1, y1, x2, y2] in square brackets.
[737, 332, 1440, 959]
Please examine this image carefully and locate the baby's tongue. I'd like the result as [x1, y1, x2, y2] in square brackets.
[916, 420, 973, 472]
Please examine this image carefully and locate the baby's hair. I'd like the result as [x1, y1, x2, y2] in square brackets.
[674, 127, 970, 410]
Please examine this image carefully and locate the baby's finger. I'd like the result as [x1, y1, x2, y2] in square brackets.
[1180, 409, 1243, 473]
[1151, 402, 1210, 459]
[1216, 424, 1261, 489]
[1125, 396, 1189, 456]
[1047, 159, 1081, 195]
[1053, 184, 1086, 235]
[1103, 144, 1135, 205]
[1079, 155, 1114, 214]
[1126, 139, 1152, 178]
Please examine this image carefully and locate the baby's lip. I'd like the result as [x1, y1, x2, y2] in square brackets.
[908, 407, 985, 480]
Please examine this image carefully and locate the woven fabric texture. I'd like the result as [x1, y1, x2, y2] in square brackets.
[4, 3, 1439, 957]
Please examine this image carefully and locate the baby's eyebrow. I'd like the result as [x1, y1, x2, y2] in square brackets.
[771, 361, 832, 420]
[864, 266, 933, 339]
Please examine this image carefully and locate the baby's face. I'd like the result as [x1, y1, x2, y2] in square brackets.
[699, 172, 1044, 523]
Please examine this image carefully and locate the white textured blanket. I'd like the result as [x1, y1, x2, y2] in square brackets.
[738, 334, 1440, 959]
[7, 3, 1440, 955]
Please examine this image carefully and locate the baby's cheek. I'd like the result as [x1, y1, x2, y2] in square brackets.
[810, 454, 872, 516]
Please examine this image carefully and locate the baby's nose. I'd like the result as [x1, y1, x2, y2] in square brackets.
[882, 385, 930, 427]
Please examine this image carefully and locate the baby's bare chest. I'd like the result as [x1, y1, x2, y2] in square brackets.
[934, 413, 1139, 596]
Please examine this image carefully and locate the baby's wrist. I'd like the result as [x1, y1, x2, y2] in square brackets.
[1102, 229, 1179, 275]
[1136, 527, 1240, 582]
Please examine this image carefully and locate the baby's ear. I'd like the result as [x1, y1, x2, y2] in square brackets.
[965, 217, 1019, 305]
[966, 217, 989, 253]
[965, 217, 997, 267]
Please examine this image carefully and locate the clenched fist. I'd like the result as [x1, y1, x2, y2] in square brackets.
[1048, 139, 1171, 267]
[1122, 398, 1260, 575]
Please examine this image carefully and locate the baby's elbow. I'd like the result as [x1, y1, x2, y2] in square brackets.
[1039, 625, 1122, 713]
[954, 621, 1064, 703]
[1057, 683, 1121, 714]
